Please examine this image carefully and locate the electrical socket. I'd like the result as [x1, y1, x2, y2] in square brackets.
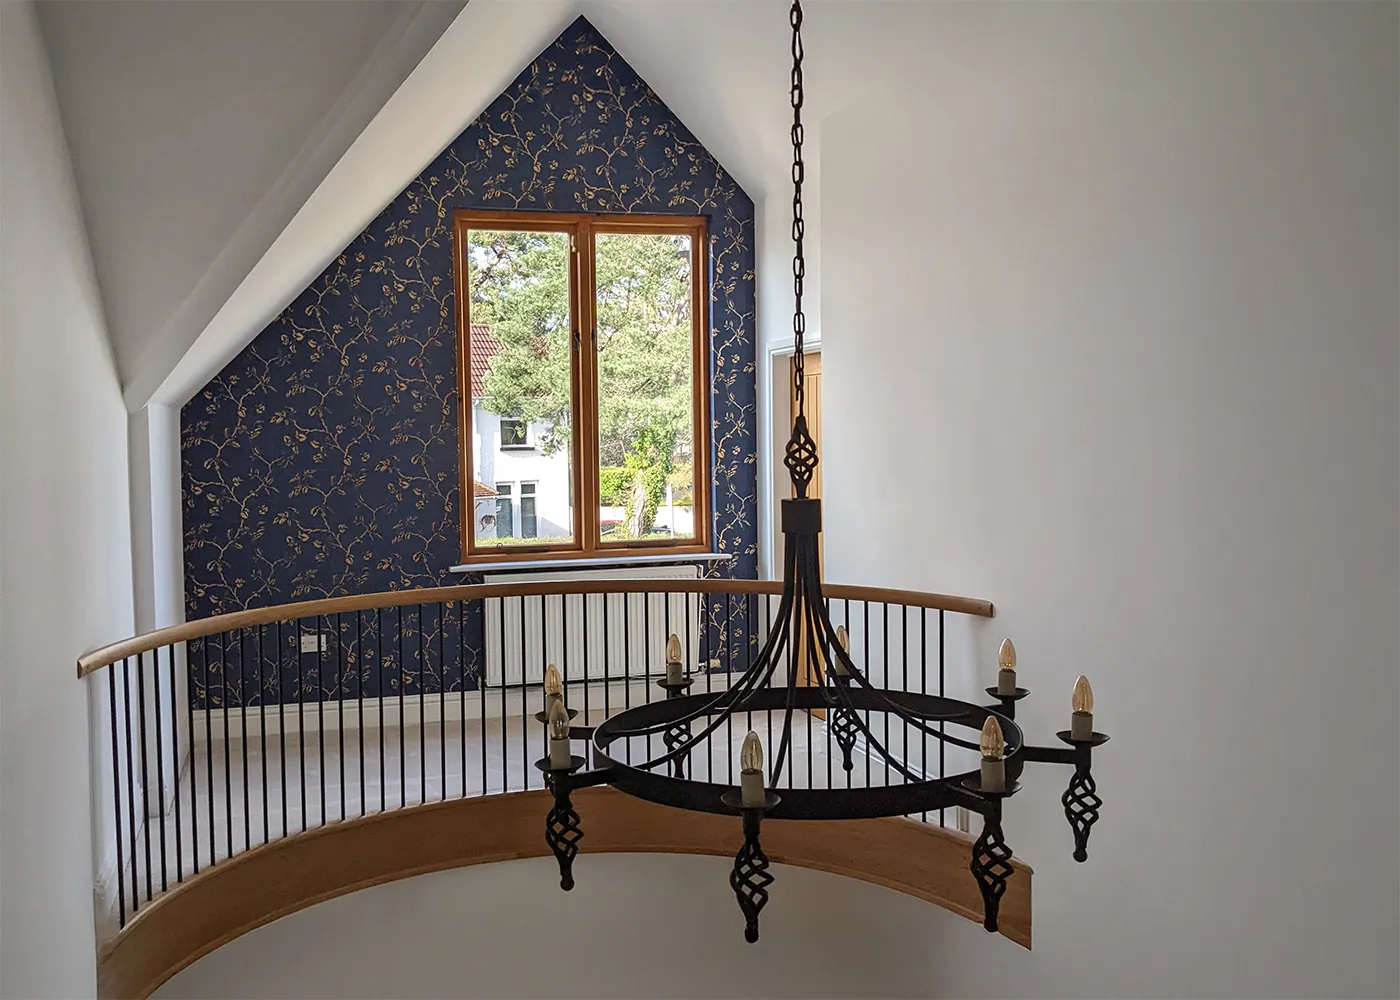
[299, 633, 325, 654]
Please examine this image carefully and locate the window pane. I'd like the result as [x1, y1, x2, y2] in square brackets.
[500, 418, 528, 448]
[594, 232, 696, 542]
[466, 229, 575, 548]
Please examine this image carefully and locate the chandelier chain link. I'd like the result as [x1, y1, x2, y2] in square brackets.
[789, 0, 807, 416]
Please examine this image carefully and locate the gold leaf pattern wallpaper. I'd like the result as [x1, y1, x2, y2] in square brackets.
[182, 18, 756, 707]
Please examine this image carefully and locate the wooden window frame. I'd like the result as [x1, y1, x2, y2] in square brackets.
[452, 209, 712, 566]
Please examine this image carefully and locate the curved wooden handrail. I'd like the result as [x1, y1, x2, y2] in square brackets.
[76, 579, 993, 678]
[97, 787, 1030, 999]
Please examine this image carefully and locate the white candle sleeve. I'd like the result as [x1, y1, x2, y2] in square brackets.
[740, 769, 765, 808]
[980, 756, 1006, 793]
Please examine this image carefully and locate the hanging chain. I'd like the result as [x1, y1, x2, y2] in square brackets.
[789, 0, 807, 419]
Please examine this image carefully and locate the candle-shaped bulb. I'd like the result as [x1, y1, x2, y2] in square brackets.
[980, 716, 1005, 761]
[832, 625, 850, 676]
[1072, 675, 1094, 714]
[1070, 674, 1095, 740]
[543, 663, 563, 698]
[996, 638, 1017, 695]
[547, 699, 570, 741]
[664, 633, 684, 685]
[979, 716, 1007, 793]
[741, 731, 764, 773]
[739, 731, 765, 808]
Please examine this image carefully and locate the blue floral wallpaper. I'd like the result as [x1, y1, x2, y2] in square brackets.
[182, 17, 757, 708]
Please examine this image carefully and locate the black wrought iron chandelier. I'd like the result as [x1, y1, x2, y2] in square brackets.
[535, 0, 1108, 942]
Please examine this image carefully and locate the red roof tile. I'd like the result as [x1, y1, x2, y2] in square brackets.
[473, 480, 499, 498]
[469, 324, 501, 398]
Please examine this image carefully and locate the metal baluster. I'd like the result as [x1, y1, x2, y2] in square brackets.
[276, 620, 287, 840]
[938, 609, 946, 828]
[358, 611, 366, 817]
[457, 600, 465, 799]
[478, 599, 487, 797]
[920, 608, 928, 823]
[136, 651, 153, 900]
[439, 601, 446, 802]
[578, 593, 587, 727]
[151, 649, 168, 891]
[398, 604, 406, 809]
[298, 620, 307, 833]
[521, 596, 530, 790]
[377, 607, 385, 814]
[202, 637, 215, 862]
[902, 606, 909, 785]
[258, 627, 268, 845]
[602, 593, 610, 722]
[644, 591, 652, 762]
[317, 617, 326, 828]
[167, 644, 184, 882]
[187, 638, 200, 873]
[108, 666, 126, 926]
[237, 629, 249, 854]
[337, 611, 345, 822]
[725, 594, 733, 782]
[122, 657, 139, 911]
[418, 603, 426, 805]
[883, 603, 890, 789]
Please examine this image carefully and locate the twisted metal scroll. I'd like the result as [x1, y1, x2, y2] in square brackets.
[830, 706, 859, 772]
[663, 719, 691, 779]
[730, 813, 774, 943]
[545, 785, 583, 891]
[1061, 766, 1102, 862]
[970, 818, 1014, 932]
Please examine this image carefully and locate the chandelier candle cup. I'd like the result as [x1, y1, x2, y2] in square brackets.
[543, 663, 564, 717]
[740, 731, 766, 807]
[1071, 676, 1095, 741]
[548, 699, 572, 769]
[665, 633, 684, 686]
[997, 638, 1017, 696]
[980, 717, 1006, 793]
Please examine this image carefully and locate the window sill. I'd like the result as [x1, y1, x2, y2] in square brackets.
[447, 552, 733, 574]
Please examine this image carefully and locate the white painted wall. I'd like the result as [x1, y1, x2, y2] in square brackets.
[154, 854, 974, 999]
[819, 3, 1398, 998]
[0, 2, 137, 993]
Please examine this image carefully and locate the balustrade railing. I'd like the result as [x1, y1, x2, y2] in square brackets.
[77, 580, 993, 934]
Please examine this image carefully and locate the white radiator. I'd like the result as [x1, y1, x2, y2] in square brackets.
[483, 564, 702, 687]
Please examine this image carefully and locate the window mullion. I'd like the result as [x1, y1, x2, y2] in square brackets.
[575, 219, 599, 554]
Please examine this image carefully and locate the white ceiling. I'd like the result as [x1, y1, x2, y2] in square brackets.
[38, 0, 464, 399]
[38, 0, 952, 409]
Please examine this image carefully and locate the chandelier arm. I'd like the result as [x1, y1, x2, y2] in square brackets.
[811, 607, 985, 737]
[605, 543, 803, 742]
[823, 697, 927, 784]
[625, 612, 797, 772]
[767, 566, 807, 787]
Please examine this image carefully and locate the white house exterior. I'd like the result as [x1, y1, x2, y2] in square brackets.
[469, 325, 572, 544]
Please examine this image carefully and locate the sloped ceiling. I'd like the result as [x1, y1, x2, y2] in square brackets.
[37, 0, 465, 398]
[39, 0, 953, 409]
